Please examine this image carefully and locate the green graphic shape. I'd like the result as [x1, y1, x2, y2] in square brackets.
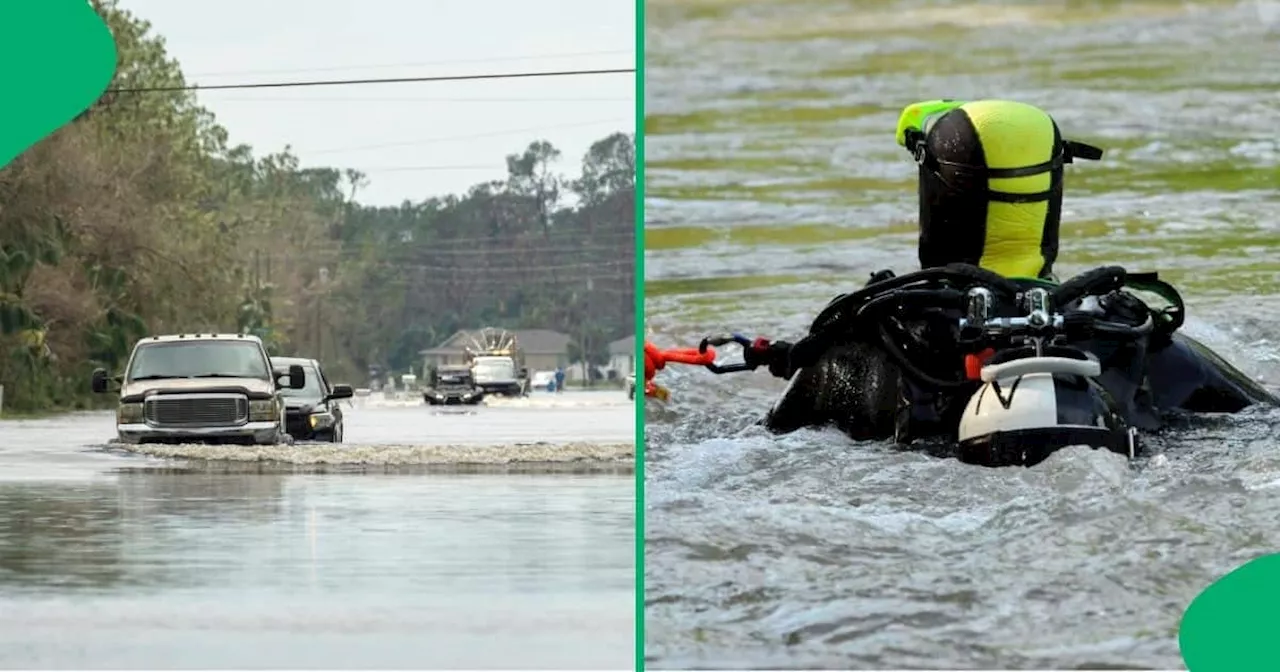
[1180, 553, 1280, 671]
[0, 0, 118, 168]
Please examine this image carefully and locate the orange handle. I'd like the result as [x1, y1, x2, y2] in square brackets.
[643, 340, 717, 398]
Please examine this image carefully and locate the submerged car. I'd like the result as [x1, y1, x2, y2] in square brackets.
[91, 333, 305, 445]
[271, 356, 354, 442]
[423, 365, 485, 405]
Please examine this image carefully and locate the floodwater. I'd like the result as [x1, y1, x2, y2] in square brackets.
[644, 0, 1280, 669]
[0, 390, 635, 669]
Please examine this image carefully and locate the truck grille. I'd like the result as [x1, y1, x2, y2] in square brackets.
[144, 394, 248, 427]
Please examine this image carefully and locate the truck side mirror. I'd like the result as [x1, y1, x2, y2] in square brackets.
[328, 384, 353, 400]
[91, 368, 109, 394]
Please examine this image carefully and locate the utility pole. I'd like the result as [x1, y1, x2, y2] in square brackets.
[317, 267, 330, 359]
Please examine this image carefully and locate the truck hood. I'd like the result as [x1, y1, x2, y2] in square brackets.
[122, 377, 276, 399]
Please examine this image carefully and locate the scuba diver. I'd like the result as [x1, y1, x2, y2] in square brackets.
[705, 99, 1278, 465]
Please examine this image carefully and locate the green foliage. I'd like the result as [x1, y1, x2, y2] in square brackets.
[0, 2, 635, 412]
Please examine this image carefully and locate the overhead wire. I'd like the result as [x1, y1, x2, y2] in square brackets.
[203, 96, 631, 104]
[241, 232, 635, 255]
[185, 50, 634, 78]
[106, 67, 635, 94]
[306, 119, 631, 156]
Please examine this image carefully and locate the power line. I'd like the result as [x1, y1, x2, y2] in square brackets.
[186, 50, 635, 78]
[316, 244, 635, 258]
[307, 119, 631, 156]
[236, 240, 637, 263]
[256, 239, 637, 256]
[352, 164, 497, 173]
[204, 96, 632, 104]
[106, 67, 636, 94]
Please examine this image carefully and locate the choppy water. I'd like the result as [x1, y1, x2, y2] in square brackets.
[643, 0, 1280, 668]
[0, 390, 635, 669]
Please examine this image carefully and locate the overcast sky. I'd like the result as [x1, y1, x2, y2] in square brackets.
[118, 0, 635, 206]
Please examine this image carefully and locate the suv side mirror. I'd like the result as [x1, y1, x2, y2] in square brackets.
[91, 368, 109, 394]
[329, 384, 354, 400]
[288, 364, 306, 389]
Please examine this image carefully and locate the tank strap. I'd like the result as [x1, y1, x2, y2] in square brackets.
[932, 139, 1106, 204]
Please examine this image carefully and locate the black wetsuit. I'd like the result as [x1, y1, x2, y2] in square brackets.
[749, 270, 1279, 443]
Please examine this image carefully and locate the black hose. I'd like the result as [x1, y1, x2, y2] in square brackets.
[809, 264, 1019, 335]
[854, 288, 967, 321]
[875, 321, 971, 389]
[1050, 265, 1128, 306]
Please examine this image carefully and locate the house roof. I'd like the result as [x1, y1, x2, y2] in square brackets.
[419, 328, 572, 356]
[608, 335, 635, 355]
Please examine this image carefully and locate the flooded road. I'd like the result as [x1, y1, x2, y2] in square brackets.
[644, 0, 1280, 669]
[0, 390, 635, 669]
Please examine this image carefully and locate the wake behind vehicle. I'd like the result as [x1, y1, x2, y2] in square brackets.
[91, 333, 305, 445]
[423, 365, 485, 405]
[271, 356, 354, 442]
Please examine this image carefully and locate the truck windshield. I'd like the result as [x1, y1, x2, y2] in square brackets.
[472, 358, 515, 382]
[127, 341, 271, 381]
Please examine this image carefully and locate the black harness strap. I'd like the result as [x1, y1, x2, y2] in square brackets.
[1124, 271, 1186, 342]
[906, 129, 1105, 204]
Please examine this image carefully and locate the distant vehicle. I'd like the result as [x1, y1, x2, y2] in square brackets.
[530, 370, 557, 392]
[423, 365, 485, 406]
[626, 373, 636, 400]
[464, 327, 529, 397]
[271, 356, 354, 442]
[91, 333, 305, 445]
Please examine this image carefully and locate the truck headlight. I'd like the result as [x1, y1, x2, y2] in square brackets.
[117, 402, 143, 424]
[308, 412, 334, 429]
[248, 399, 277, 422]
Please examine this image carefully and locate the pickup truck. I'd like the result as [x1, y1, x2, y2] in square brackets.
[91, 333, 305, 445]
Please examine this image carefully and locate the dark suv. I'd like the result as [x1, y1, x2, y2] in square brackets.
[423, 365, 485, 405]
[271, 357, 354, 442]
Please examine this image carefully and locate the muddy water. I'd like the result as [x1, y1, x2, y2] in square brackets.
[644, 1, 1280, 669]
[0, 391, 635, 669]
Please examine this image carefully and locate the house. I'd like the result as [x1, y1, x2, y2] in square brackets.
[607, 335, 635, 376]
[420, 328, 572, 375]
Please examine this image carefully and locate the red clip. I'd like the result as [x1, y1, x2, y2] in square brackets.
[964, 348, 996, 381]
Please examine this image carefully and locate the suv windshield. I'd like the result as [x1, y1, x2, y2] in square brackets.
[128, 341, 271, 381]
[437, 370, 472, 386]
[276, 364, 322, 400]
